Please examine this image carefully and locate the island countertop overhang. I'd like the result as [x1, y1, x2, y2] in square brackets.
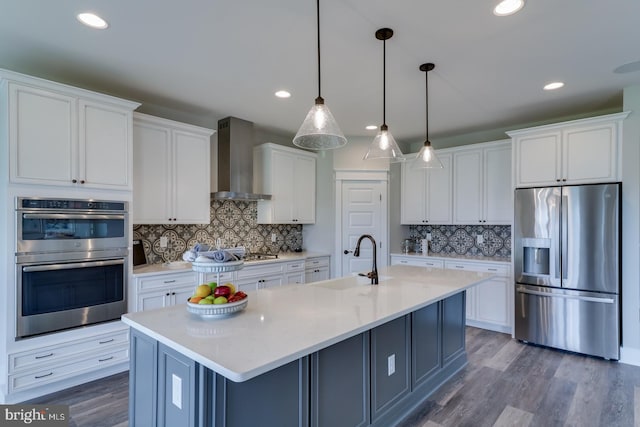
[122, 264, 494, 382]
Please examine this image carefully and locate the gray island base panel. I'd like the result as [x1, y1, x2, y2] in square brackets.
[123, 265, 494, 427]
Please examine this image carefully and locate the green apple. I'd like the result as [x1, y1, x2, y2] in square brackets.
[209, 282, 218, 292]
[198, 299, 213, 305]
[213, 296, 228, 305]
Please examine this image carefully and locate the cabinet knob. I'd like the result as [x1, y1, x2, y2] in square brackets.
[343, 250, 352, 254]
[72, 179, 77, 183]
[80, 180, 85, 184]
[556, 179, 561, 182]
[562, 179, 567, 182]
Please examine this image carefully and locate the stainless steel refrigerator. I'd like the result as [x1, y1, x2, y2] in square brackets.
[514, 183, 621, 359]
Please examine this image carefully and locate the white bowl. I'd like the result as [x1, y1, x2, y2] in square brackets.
[186, 297, 248, 318]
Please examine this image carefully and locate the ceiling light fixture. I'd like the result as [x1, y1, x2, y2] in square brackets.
[544, 81, 565, 90]
[275, 90, 291, 98]
[365, 125, 378, 130]
[293, 0, 346, 150]
[413, 63, 443, 169]
[76, 12, 109, 29]
[493, 0, 525, 16]
[364, 28, 404, 162]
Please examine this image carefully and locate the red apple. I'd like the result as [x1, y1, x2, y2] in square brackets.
[213, 285, 231, 298]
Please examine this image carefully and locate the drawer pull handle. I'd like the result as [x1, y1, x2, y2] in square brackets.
[455, 265, 464, 269]
[99, 356, 114, 362]
[99, 339, 114, 344]
[164, 280, 176, 284]
[35, 353, 54, 360]
[35, 372, 53, 379]
[488, 268, 498, 272]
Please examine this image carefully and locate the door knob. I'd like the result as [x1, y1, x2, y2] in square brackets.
[343, 250, 353, 254]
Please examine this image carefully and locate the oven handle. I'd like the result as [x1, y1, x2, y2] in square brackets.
[22, 213, 126, 220]
[22, 259, 125, 272]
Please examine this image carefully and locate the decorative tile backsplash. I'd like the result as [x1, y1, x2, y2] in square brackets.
[408, 225, 511, 258]
[133, 200, 302, 264]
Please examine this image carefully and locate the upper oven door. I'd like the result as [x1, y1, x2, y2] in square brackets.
[17, 211, 128, 253]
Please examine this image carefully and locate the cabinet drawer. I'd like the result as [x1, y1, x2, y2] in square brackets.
[236, 263, 286, 279]
[444, 261, 508, 277]
[286, 261, 305, 272]
[9, 345, 129, 393]
[137, 271, 197, 292]
[200, 271, 234, 284]
[9, 329, 129, 373]
[305, 257, 330, 268]
[392, 257, 444, 269]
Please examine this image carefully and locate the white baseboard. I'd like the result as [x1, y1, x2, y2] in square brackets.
[619, 346, 640, 366]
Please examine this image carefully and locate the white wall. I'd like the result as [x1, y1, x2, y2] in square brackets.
[621, 85, 640, 364]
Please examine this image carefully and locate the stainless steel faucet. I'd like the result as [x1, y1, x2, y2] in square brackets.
[354, 234, 378, 285]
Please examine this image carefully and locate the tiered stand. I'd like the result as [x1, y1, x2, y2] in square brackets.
[186, 260, 246, 317]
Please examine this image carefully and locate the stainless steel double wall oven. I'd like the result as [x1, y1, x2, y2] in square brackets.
[15, 198, 129, 339]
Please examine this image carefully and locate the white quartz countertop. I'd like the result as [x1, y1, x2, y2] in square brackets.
[391, 252, 511, 264]
[123, 265, 493, 382]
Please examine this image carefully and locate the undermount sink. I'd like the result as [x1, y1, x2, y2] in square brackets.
[313, 274, 393, 290]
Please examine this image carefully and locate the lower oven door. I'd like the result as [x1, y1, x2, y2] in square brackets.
[17, 256, 127, 338]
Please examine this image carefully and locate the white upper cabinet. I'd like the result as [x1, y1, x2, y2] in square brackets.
[453, 140, 512, 224]
[509, 112, 629, 187]
[401, 152, 452, 225]
[254, 143, 317, 224]
[3, 72, 139, 190]
[133, 113, 214, 224]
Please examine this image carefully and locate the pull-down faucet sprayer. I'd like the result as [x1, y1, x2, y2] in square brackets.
[354, 234, 378, 285]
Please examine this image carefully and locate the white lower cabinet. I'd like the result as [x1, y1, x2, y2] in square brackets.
[7, 327, 129, 394]
[391, 254, 511, 333]
[134, 271, 198, 311]
[304, 256, 331, 282]
[234, 262, 288, 292]
[444, 261, 511, 334]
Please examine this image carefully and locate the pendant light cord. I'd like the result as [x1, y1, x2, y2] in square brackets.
[425, 68, 428, 145]
[316, 0, 322, 99]
[382, 38, 386, 127]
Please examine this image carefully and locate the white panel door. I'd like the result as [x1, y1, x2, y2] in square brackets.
[341, 181, 387, 277]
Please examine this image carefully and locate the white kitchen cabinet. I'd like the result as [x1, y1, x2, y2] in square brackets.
[509, 112, 629, 187]
[234, 261, 288, 291]
[254, 143, 317, 224]
[452, 140, 511, 224]
[444, 261, 511, 334]
[285, 260, 306, 284]
[304, 256, 331, 282]
[132, 112, 214, 224]
[401, 152, 452, 225]
[390, 255, 444, 269]
[134, 270, 198, 312]
[3, 74, 139, 189]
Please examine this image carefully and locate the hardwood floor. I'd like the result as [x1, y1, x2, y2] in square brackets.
[29, 327, 640, 427]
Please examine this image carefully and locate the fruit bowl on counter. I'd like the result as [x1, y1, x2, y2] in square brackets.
[186, 282, 248, 318]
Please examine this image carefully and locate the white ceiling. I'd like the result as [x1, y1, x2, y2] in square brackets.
[1, 0, 640, 144]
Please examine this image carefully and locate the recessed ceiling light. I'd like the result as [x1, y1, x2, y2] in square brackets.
[275, 90, 291, 98]
[77, 12, 109, 29]
[365, 125, 378, 130]
[493, 0, 525, 16]
[543, 82, 565, 91]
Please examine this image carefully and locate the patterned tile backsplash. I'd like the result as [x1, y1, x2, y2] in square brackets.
[133, 200, 302, 264]
[408, 225, 511, 258]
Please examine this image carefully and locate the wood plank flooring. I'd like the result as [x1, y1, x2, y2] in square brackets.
[28, 327, 640, 427]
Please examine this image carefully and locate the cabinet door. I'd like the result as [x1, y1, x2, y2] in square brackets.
[271, 150, 296, 223]
[514, 132, 562, 187]
[400, 161, 427, 224]
[173, 129, 210, 224]
[426, 153, 453, 223]
[157, 344, 197, 427]
[9, 83, 76, 185]
[138, 291, 169, 311]
[79, 100, 131, 189]
[453, 149, 483, 224]
[474, 276, 510, 328]
[412, 303, 441, 388]
[130, 330, 158, 427]
[132, 121, 172, 223]
[286, 271, 305, 285]
[442, 292, 465, 366]
[483, 144, 512, 223]
[172, 285, 195, 306]
[563, 122, 618, 184]
[293, 155, 316, 223]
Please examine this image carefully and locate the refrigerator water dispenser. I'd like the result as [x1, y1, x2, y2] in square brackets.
[522, 238, 550, 276]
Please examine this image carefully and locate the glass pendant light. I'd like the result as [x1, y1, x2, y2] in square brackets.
[293, 0, 346, 150]
[413, 63, 443, 168]
[364, 28, 404, 161]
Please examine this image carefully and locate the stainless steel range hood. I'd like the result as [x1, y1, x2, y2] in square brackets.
[211, 116, 271, 201]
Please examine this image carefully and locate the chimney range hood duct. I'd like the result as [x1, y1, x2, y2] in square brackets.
[211, 116, 272, 201]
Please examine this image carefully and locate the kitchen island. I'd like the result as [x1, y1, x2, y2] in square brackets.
[122, 264, 493, 427]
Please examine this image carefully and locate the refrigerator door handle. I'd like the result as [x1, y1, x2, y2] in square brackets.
[561, 191, 569, 285]
[517, 288, 615, 304]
